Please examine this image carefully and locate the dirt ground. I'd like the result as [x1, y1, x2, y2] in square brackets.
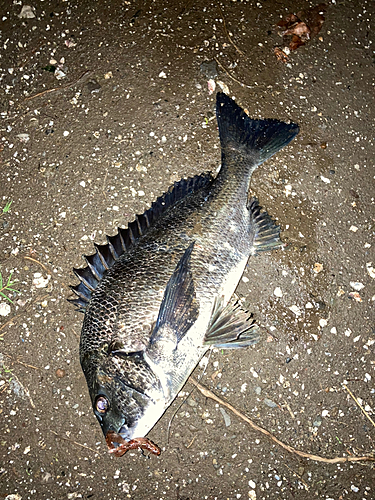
[0, 0, 374, 499]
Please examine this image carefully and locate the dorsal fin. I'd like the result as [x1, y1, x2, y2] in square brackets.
[69, 172, 214, 311]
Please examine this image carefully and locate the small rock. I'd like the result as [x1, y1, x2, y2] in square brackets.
[289, 305, 301, 316]
[313, 263, 323, 274]
[350, 282, 364, 291]
[366, 263, 375, 279]
[274, 287, 283, 298]
[207, 79, 216, 95]
[264, 398, 278, 408]
[313, 416, 322, 427]
[16, 133, 30, 143]
[0, 302, 11, 316]
[55, 68, 66, 80]
[219, 407, 231, 427]
[348, 292, 362, 302]
[18, 5, 35, 18]
[86, 79, 101, 92]
[32, 273, 50, 289]
[199, 60, 218, 79]
[55, 369, 66, 378]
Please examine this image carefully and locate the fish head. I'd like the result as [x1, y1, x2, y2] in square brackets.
[82, 349, 165, 448]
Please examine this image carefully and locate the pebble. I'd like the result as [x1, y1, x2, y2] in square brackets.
[273, 287, 283, 298]
[313, 416, 322, 427]
[199, 60, 218, 79]
[0, 302, 11, 316]
[32, 273, 50, 288]
[348, 292, 362, 302]
[264, 398, 278, 408]
[366, 262, 375, 278]
[313, 263, 323, 273]
[55, 369, 66, 378]
[18, 5, 35, 18]
[350, 282, 364, 291]
[219, 407, 231, 427]
[289, 305, 301, 316]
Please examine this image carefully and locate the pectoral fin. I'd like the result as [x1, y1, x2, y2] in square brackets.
[149, 242, 199, 348]
[204, 296, 260, 349]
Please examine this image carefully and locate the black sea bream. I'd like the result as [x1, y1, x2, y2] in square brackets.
[70, 93, 299, 456]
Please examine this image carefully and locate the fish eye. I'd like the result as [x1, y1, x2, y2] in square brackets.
[95, 395, 109, 414]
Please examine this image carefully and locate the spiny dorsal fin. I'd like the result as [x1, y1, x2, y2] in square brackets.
[69, 172, 214, 311]
[248, 197, 283, 254]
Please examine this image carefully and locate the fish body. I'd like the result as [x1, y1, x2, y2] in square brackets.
[70, 93, 299, 452]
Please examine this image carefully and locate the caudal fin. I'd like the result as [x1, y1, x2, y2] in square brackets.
[216, 93, 299, 166]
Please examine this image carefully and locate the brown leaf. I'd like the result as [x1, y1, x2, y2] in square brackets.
[274, 47, 289, 63]
[289, 34, 306, 51]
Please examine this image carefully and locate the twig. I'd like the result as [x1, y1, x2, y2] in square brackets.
[214, 57, 253, 89]
[186, 436, 196, 449]
[0, 382, 9, 394]
[217, 3, 244, 56]
[23, 256, 51, 274]
[283, 462, 310, 491]
[343, 384, 375, 429]
[24, 70, 91, 101]
[11, 372, 36, 408]
[0, 314, 21, 334]
[3, 353, 41, 371]
[50, 430, 98, 454]
[190, 378, 375, 464]
[102, 170, 108, 200]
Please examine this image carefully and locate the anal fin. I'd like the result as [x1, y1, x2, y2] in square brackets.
[248, 197, 283, 253]
[204, 296, 260, 349]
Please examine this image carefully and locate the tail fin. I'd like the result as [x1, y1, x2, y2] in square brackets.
[216, 93, 299, 166]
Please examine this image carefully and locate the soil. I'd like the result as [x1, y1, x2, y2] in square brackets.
[0, 1, 374, 499]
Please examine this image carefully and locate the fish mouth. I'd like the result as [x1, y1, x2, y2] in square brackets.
[105, 430, 161, 457]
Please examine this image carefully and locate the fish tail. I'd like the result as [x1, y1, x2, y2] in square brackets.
[216, 93, 299, 174]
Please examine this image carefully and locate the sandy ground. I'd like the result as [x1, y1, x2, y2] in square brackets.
[0, 0, 374, 499]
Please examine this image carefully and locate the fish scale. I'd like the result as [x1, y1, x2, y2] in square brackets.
[70, 93, 299, 454]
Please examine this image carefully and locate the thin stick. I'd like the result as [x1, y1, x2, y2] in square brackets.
[10, 372, 36, 408]
[24, 70, 91, 101]
[214, 57, 253, 89]
[186, 436, 196, 449]
[3, 353, 40, 371]
[190, 378, 375, 464]
[217, 4, 245, 56]
[50, 430, 98, 454]
[23, 256, 51, 274]
[0, 314, 20, 334]
[343, 384, 375, 428]
[283, 462, 310, 491]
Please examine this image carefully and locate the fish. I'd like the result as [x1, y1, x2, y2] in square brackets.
[70, 93, 299, 456]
